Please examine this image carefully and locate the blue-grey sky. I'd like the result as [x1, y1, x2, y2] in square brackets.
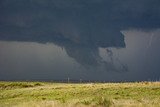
[0, 0, 160, 81]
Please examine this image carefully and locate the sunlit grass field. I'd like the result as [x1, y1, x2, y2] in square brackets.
[0, 81, 160, 107]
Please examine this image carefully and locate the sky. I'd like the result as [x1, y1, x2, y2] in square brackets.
[0, 0, 160, 81]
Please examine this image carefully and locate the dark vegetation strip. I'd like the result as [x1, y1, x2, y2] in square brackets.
[0, 82, 42, 89]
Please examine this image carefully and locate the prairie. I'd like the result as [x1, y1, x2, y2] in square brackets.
[0, 81, 160, 107]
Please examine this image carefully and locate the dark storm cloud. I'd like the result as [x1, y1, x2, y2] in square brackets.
[0, 0, 159, 71]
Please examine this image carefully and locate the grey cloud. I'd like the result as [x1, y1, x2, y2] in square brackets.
[0, 0, 159, 72]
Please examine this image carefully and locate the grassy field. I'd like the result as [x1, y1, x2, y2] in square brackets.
[0, 81, 160, 107]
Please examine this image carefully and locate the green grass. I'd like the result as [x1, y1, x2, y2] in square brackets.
[0, 81, 160, 107]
